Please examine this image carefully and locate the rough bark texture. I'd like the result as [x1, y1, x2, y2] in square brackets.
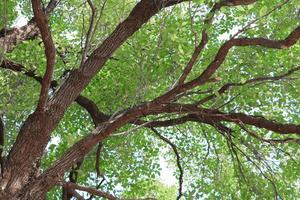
[1, 0, 300, 199]
[0, 0, 188, 198]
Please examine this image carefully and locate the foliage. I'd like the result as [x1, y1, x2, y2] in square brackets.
[0, 0, 300, 199]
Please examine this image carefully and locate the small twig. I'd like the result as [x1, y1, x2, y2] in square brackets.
[80, 0, 97, 66]
[90, 0, 108, 46]
[229, 138, 282, 199]
[151, 128, 183, 200]
[215, 93, 240, 110]
[231, 0, 290, 39]
[196, 66, 300, 105]
[95, 142, 103, 177]
[239, 123, 300, 144]
[177, 31, 208, 85]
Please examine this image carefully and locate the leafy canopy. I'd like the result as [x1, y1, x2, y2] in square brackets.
[1, 0, 300, 199]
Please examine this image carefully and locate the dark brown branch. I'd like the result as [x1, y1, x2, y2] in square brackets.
[151, 128, 183, 200]
[80, 0, 97, 66]
[239, 124, 300, 144]
[0, 112, 4, 176]
[136, 103, 300, 135]
[0, 0, 59, 53]
[185, 25, 300, 88]
[177, 0, 257, 85]
[177, 31, 208, 85]
[63, 182, 118, 200]
[210, 111, 300, 135]
[197, 66, 300, 105]
[31, 0, 56, 111]
[6, 1, 189, 197]
[0, 59, 108, 125]
[95, 142, 103, 177]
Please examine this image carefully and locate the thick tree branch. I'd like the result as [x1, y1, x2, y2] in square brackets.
[239, 124, 300, 144]
[63, 182, 118, 200]
[135, 103, 300, 135]
[0, 0, 59, 53]
[0, 112, 4, 176]
[177, 0, 257, 85]
[0, 59, 108, 125]
[47, 0, 189, 119]
[4, 1, 188, 196]
[5, 1, 300, 198]
[31, 0, 56, 111]
[207, 111, 300, 135]
[185, 26, 300, 88]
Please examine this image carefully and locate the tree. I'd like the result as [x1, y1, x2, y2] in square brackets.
[0, 0, 300, 199]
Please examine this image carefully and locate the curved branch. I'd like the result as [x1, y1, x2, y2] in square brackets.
[177, 0, 257, 85]
[0, 59, 108, 125]
[185, 25, 300, 88]
[0, 112, 4, 175]
[210, 111, 300, 135]
[139, 103, 300, 135]
[63, 182, 118, 200]
[239, 124, 300, 144]
[0, 0, 59, 53]
[80, 0, 97, 66]
[151, 128, 183, 200]
[31, 0, 56, 111]
[197, 65, 300, 105]
[7, 1, 189, 197]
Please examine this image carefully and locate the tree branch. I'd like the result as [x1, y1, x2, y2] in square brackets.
[0, 112, 4, 176]
[6, 1, 189, 197]
[185, 25, 300, 88]
[151, 128, 183, 200]
[63, 182, 118, 200]
[135, 103, 300, 135]
[80, 0, 97, 66]
[196, 65, 300, 105]
[177, 0, 257, 85]
[0, 59, 108, 125]
[31, 0, 56, 111]
[239, 124, 300, 144]
[0, 0, 59, 53]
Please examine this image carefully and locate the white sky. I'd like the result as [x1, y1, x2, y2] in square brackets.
[159, 155, 177, 186]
